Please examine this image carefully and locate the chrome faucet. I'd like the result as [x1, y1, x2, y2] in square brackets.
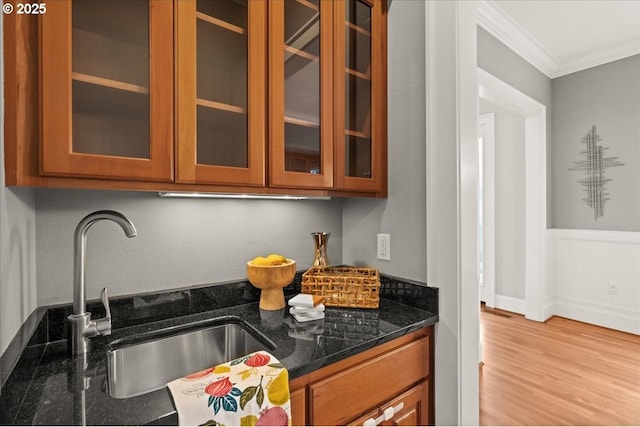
[68, 210, 137, 355]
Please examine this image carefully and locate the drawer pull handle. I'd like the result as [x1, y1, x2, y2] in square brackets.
[362, 402, 405, 426]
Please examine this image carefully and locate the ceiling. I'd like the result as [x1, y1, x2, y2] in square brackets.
[477, 0, 640, 78]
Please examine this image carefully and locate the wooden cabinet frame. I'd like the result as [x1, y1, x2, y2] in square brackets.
[268, 0, 334, 189]
[175, 0, 267, 186]
[40, 0, 174, 182]
[334, 0, 387, 194]
[4, 0, 387, 197]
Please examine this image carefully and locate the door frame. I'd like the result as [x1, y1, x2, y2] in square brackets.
[477, 68, 548, 322]
[478, 113, 495, 308]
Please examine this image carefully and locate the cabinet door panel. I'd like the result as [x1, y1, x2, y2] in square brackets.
[334, 0, 386, 193]
[269, 0, 333, 189]
[380, 382, 429, 426]
[290, 387, 306, 426]
[309, 336, 429, 426]
[40, 0, 173, 182]
[176, 0, 266, 186]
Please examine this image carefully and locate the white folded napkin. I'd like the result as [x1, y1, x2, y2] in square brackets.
[289, 304, 325, 315]
[289, 294, 325, 323]
[288, 293, 324, 308]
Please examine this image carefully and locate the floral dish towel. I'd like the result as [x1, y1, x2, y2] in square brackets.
[167, 351, 291, 426]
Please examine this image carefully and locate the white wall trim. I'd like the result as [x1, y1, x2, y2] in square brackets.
[477, 0, 640, 78]
[426, 1, 480, 424]
[478, 68, 545, 116]
[556, 38, 640, 78]
[543, 300, 556, 321]
[551, 228, 640, 244]
[494, 294, 526, 315]
[478, 113, 495, 308]
[547, 228, 640, 335]
[477, 0, 557, 78]
[523, 111, 547, 322]
[492, 295, 638, 331]
[554, 298, 640, 335]
[457, 2, 480, 425]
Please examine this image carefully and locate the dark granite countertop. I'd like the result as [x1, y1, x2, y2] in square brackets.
[0, 273, 438, 425]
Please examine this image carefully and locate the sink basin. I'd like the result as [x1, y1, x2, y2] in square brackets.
[106, 316, 275, 399]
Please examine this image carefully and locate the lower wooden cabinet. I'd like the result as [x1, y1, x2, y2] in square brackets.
[288, 326, 433, 426]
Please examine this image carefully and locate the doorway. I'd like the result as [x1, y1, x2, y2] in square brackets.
[477, 68, 548, 322]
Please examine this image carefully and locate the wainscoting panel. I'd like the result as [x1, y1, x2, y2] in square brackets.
[548, 229, 640, 335]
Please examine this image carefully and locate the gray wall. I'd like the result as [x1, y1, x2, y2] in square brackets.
[36, 189, 343, 306]
[477, 26, 553, 226]
[342, 1, 426, 282]
[0, 190, 37, 359]
[552, 55, 640, 231]
[479, 100, 526, 300]
[0, 14, 38, 357]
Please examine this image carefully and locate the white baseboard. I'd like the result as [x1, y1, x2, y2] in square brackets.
[485, 229, 639, 334]
[542, 301, 555, 321]
[494, 294, 525, 315]
[554, 299, 640, 335]
[489, 295, 639, 334]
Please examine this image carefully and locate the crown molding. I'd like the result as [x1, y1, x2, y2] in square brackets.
[477, 0, 640, 79]
[555, 38, 640, 78]
[477, 0, 558, 78]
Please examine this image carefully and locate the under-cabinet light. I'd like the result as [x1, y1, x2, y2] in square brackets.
[158, 192, 330, 200]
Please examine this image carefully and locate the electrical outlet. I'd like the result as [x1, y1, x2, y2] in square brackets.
[377, 233, 390, 261]
[607, 282, 618, 296]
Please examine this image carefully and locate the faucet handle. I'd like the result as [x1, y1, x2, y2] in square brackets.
[96, 287, 112, 336]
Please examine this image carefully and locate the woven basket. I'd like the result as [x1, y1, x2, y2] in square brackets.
[301, 266, 381, 309]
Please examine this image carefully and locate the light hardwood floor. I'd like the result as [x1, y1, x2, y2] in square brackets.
[480, 306, 640, 425]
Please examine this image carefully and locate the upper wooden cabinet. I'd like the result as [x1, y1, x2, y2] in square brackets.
[175, 0, 266, 186]
[269, 0, 334, 190]
[334, 0, 387, 193]
[269, 0, 387, 194]
[40, 0, 174, 182]
[5, 0, 387, 196]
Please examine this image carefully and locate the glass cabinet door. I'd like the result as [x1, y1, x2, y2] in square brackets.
[41, 0, 173, 182]
[176, 0, 266, 186]
[334, 0, 386, 193]
[269, 0, 333, 189]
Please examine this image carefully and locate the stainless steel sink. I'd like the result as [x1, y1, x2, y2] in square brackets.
[106, 316, 275, 399]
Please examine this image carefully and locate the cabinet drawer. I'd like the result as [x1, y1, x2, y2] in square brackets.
[309, 336, 429, 426]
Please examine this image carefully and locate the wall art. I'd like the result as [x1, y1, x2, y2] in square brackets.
[569, 125, 623, 220]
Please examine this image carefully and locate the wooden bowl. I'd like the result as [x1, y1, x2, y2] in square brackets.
[246, 259, 296, 310]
